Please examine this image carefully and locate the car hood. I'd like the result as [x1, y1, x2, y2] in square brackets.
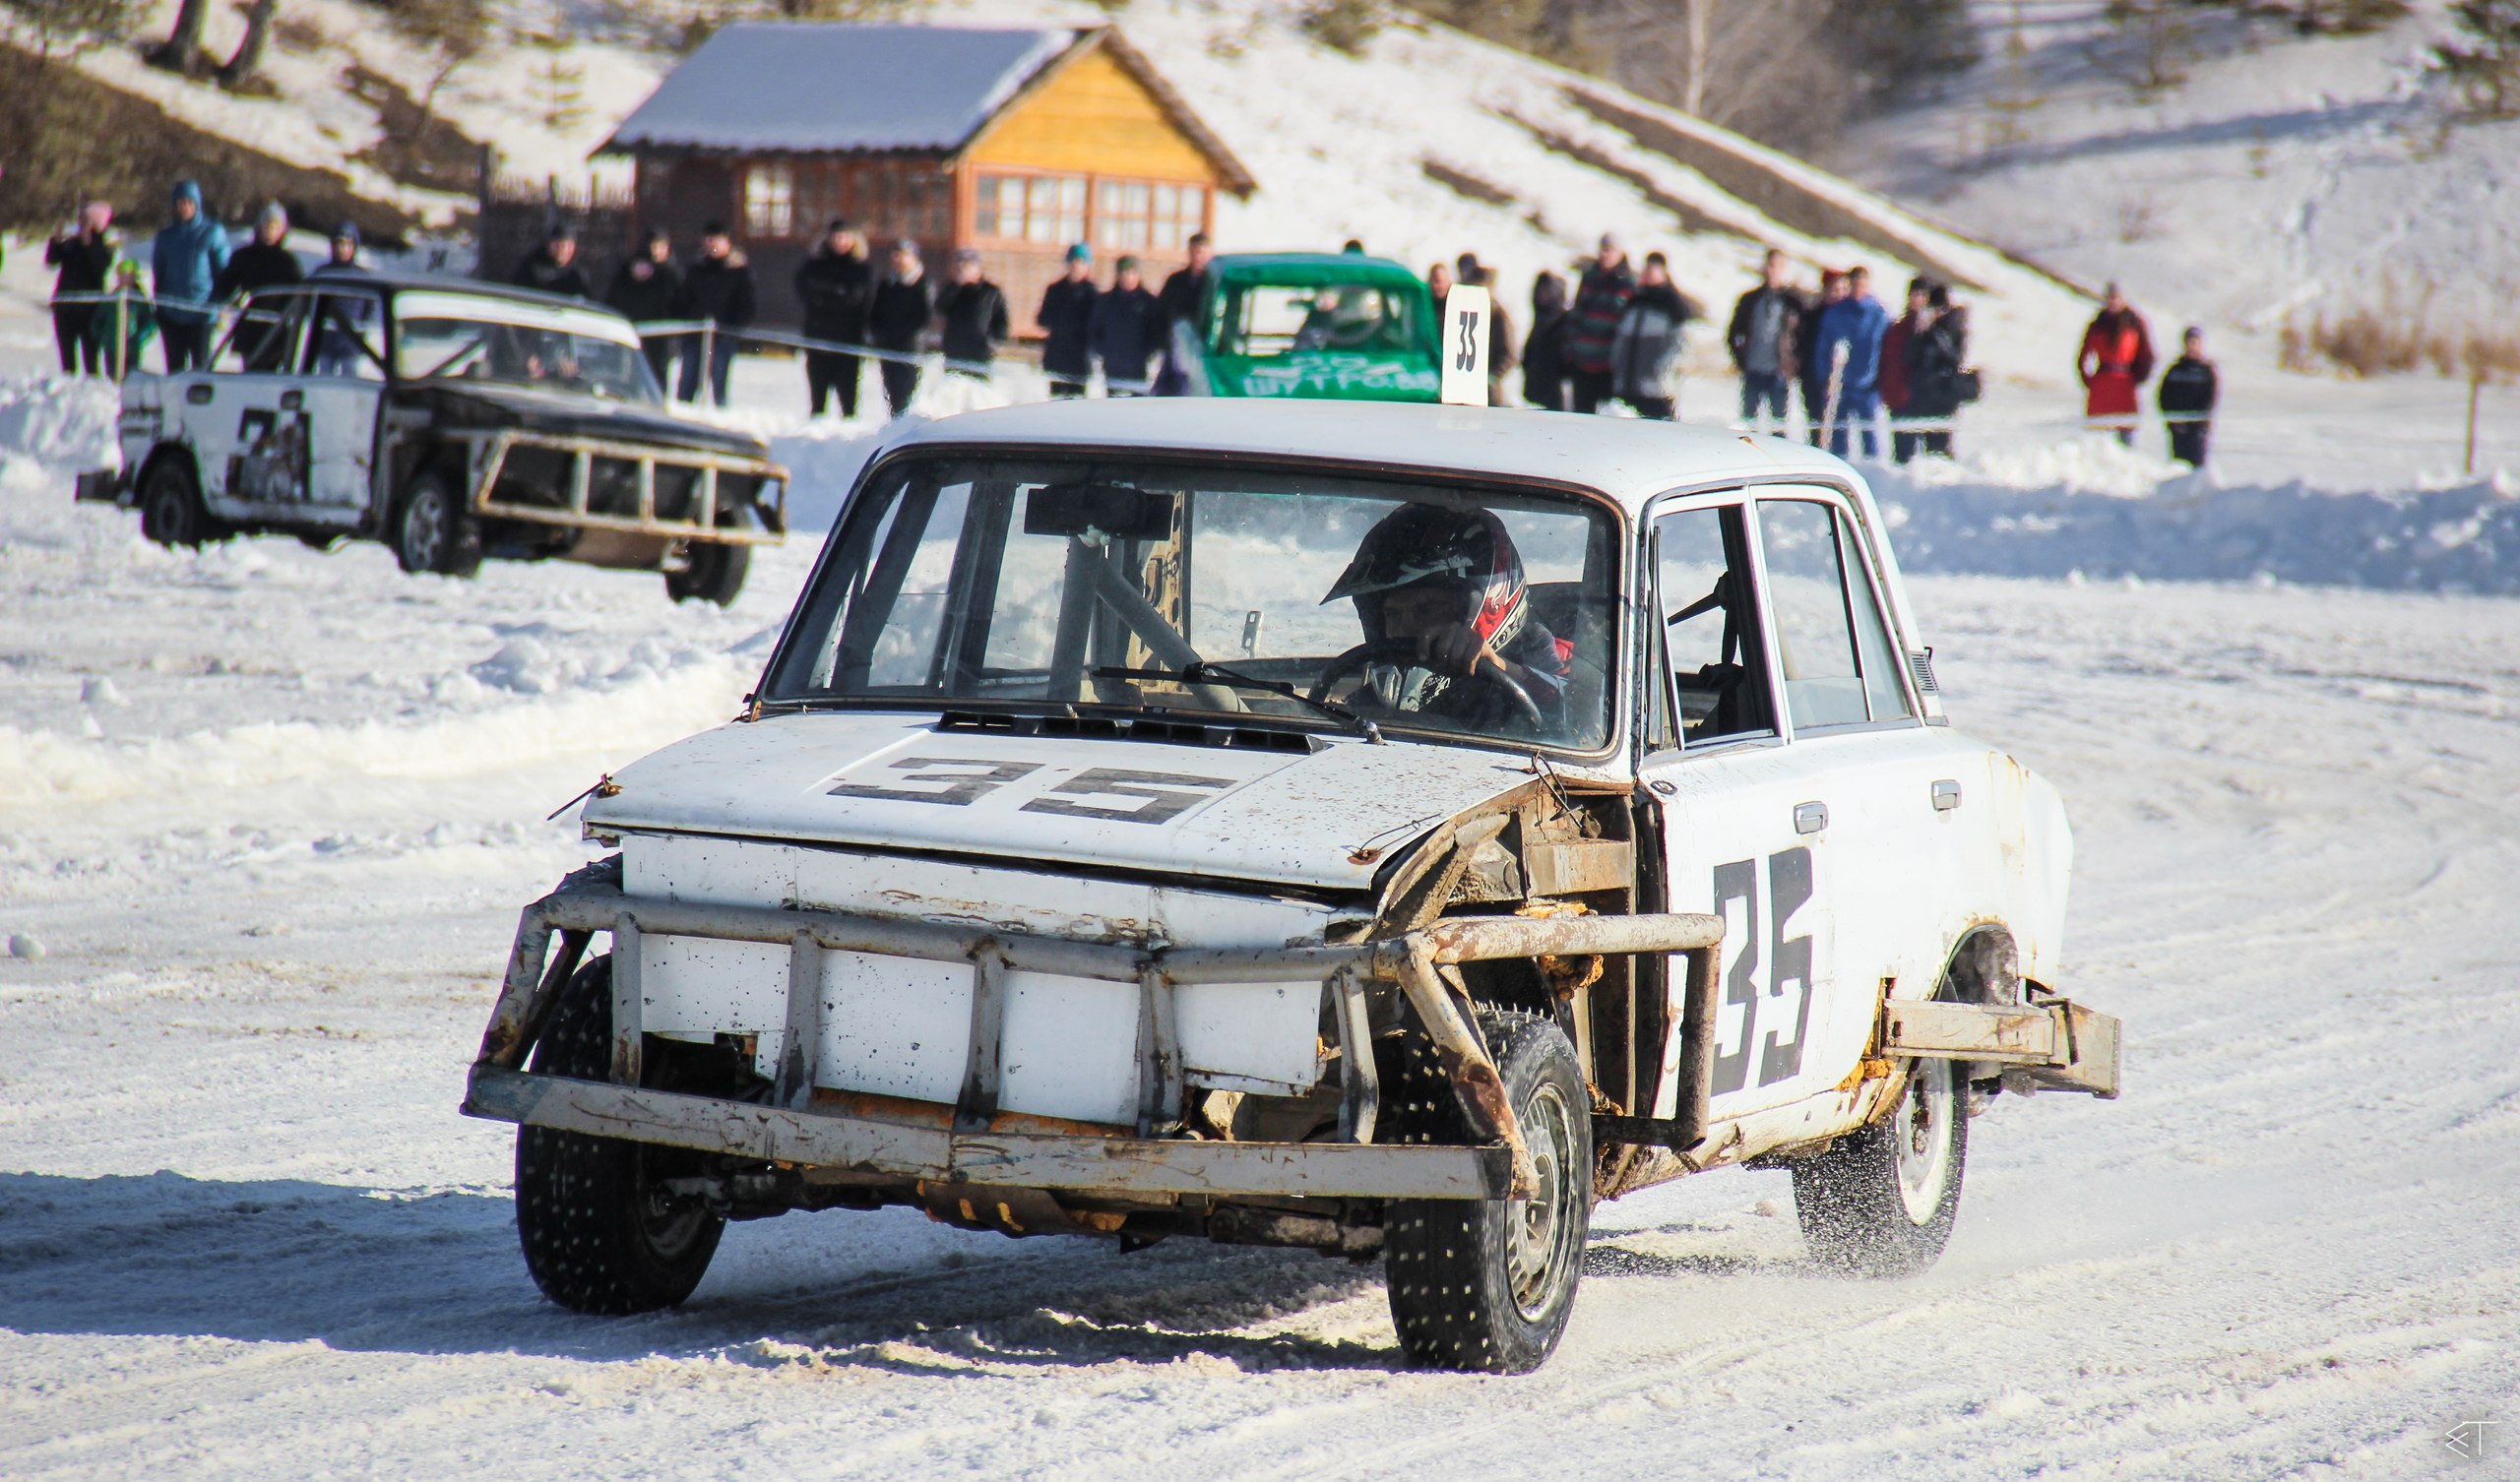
[405, 382, 770, 459]
[583, 711, 1545, 894]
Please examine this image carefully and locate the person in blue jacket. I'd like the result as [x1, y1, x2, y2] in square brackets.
[151, 180, 231, 374]
[1811, 265, 1890, 459]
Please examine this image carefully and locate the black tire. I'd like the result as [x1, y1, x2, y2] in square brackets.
[514, 956, 725, 1315]
[138, 456, 216, 549]
[1384, 1010, 1592, 1373]
[393, 471, 482, 578]
[664, 539, 749, 605]
[1790, 1055, 1967, 1277]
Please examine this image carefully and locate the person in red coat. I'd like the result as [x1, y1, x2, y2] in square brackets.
[2078, 283, 2155, 444]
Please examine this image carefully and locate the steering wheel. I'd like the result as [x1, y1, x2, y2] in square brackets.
[1310, 640, 1548, 732]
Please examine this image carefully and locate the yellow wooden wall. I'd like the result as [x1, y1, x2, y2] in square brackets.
[967, 48, 1219, 185]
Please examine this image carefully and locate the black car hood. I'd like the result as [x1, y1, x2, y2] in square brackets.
[403, 382, 770, 459]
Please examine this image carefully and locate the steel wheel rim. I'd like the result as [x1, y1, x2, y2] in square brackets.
[1506, 1080, 1581, 1320]
[1893, 1059, 1955, 1224]
[403, 487, 445, 570]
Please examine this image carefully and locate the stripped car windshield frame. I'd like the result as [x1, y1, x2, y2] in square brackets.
[764, 453, 1621, 753]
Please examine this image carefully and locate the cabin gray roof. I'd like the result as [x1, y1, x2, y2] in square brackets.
[604, 24, 1076, 154]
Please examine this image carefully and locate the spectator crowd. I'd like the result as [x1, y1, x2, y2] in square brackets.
[32, 179, 2220, 470]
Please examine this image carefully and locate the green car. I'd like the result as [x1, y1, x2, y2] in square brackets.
[1173, 253, 1439, 401]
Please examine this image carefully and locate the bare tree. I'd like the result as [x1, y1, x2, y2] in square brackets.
[389, 0, 489, 140]
[148, 0, 213, 73]
[219, 0, 279, 88]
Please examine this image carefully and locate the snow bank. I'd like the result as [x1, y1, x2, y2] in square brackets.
[0, 376, 119, 474]
[1875, 456, 2520, 592]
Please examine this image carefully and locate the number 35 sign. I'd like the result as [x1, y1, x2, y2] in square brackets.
[1438, 283, 1492, 406]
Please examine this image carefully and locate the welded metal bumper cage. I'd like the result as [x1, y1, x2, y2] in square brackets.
[449, 428, 788, 545]
[462, 866, 1731, 1204]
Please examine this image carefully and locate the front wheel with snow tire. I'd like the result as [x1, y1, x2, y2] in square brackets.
[1383, 1010, 1592, 1374]
[393, 471, 482, 578]
[663, 538, 749, 606]
[1791, 1055, 1967, 1278]
[514, 955, 724, 1315]
[139, 457, 218, 549]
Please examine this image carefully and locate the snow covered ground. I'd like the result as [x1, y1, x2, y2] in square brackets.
[3, 326, 2518, 1472]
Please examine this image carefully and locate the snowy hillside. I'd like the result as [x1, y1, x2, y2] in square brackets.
[1844, 0, 2520, 340]
[16, 0, 2105, 387]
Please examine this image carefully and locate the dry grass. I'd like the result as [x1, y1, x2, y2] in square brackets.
[2280, 285, 2520, 387]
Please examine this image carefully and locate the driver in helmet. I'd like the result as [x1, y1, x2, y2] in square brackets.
[1321, 503, 1575, 736]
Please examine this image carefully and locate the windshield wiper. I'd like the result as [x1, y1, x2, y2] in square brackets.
[1094, 661, 1384, 744]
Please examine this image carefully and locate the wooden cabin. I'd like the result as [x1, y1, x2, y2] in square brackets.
[598, 23, 1256, 334]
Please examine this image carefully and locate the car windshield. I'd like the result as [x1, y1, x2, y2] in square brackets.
[1214, 282, 1422, 356]
[766, 455, 1618, 752]
[391, 290, 659, 402]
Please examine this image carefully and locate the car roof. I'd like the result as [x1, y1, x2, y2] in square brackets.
[879, 398, 1864, 516]
[252, 273, 625, 317]
[1212, 253, 1423, 289]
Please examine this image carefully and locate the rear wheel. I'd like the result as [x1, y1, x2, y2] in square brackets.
[514, 956, 725, 1314]
[138, 457, 216, 549]
[1383, 1010, 1592, 1373]
[393, 471, 482, 578]
[664, 538, 749, 605]
[1791, 1055, 1967, 1277]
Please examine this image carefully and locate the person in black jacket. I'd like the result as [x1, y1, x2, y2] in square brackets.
[936, 248, 1008, 379]
[675, 223, 756, 407]
[217, 203, 304, 302]
[512, 223, 592, 299]
[865, 239, 934, 416]
[1088, 256, 1162, 396]
[605, 231, 682, 393]
[1521, 271, 1568, 410]
[1038, 243, 1099, 398]
[44, 203, 118, 376]
[2158, 326, 2218, 467]
[794, 220, 872, 418]
[1152, 232, 1215, 395]
[1904, 284, 1971, 459]
[1727, 249, 1804, 431]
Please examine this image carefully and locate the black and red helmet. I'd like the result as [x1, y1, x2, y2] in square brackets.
[1323, 503, 1531, 649]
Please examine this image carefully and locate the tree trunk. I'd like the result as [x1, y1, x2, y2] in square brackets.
[219, 0, 279, 88]
[1681, 0, 1711, 116]
[152, 0, 215, 74]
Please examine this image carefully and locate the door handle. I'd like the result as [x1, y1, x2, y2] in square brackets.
[1931, 778, 1962, 812]
[1794, 801, 1828, 834]
[280, 391, 303, 410]
[185, 384, 214, 404]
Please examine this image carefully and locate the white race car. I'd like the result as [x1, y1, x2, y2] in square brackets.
[464, 400, 2117, 1373]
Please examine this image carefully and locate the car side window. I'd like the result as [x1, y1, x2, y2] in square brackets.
[215, 296, 308, 375]
[303, 292, 385, 382]
[1754, 497, 1913, 729]
[1652, 503, 1775, 747]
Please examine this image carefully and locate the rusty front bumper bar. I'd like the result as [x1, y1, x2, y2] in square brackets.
[449, 428, 788, 545]
[462, 873, 1727, 1204]
[1881, 998, 2122, 1097]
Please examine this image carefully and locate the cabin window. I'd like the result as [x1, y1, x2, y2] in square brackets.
[1095, 179, 1207, 252]
[975, 171, 1086, 246]
[743, 161, 794, 237]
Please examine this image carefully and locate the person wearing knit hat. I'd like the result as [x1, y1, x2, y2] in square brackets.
[937, 247, 1009, 381]
[312, 220, 363, 277]
[218, 201, 304, 304]
[795, 217, 872, 417]
[1039, 242, 1100, 398]
[45, 201, 119, 376]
